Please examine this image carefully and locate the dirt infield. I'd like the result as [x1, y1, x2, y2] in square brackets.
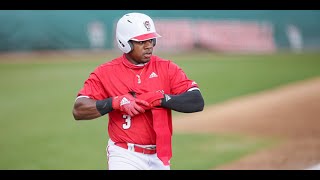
[173, 77, 320, 170]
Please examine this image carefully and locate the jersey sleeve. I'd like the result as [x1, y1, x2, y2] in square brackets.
[77, 66, 108, 100]
[167, 61, 199, 95]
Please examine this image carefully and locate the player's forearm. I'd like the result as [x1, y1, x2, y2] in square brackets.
[72, 97, 103, 120]
[161, 90, 204, 113]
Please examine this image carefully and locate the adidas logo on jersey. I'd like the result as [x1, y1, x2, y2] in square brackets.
[149, 72, 158, 78]
[120, 97, 130, 106]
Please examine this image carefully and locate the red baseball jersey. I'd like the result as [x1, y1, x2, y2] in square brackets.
[77, 54, 199, 145]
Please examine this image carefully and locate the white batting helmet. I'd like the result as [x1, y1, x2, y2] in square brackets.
[116, 12, 161, 53]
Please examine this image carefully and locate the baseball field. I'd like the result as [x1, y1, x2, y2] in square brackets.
[0, 50, 319, 170]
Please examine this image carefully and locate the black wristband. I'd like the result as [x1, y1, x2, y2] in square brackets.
[96, 98, 113, 116]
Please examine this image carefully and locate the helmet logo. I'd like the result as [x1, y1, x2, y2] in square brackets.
[144, 21, 151, 31]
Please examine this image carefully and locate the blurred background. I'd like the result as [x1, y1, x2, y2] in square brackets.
[0, 10, 320, 170]
[0, 10, 319, 53]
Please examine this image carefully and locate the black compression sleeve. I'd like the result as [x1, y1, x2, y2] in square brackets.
[96, 98, 113, 116]
[161, 90, 204, 113]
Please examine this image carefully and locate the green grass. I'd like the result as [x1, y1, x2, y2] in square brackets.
[169, 52, 320, 105]
[0, 51, 319, 169]
[171, 133, 277, 170]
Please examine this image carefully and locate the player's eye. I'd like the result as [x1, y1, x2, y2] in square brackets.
[143, 39, 153, 44]
[134, 40, 153, 46]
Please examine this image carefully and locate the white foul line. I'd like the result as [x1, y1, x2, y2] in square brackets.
[305, 163, 320, 170]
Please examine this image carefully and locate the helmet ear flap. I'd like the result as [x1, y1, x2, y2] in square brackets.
[116, 33, 132, 53]
[128, 41, 134, 52]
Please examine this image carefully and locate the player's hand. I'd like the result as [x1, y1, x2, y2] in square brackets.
[112, 93, 150, 116]
[136, 90, 165, 110]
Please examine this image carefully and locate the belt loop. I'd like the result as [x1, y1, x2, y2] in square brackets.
[127, 143, 135, 152]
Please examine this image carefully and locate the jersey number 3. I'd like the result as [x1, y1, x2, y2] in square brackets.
[122, 115, 131, 129]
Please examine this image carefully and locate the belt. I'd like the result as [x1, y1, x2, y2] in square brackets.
[114, 142, 157, 154]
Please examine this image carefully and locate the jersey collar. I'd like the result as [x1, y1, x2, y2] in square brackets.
[122, 54, 151, 69]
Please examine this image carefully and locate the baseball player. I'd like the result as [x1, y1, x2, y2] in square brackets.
[72, 12, 204, 170]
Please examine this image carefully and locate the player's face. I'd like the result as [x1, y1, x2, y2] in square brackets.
[126, 39, 155, 65]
